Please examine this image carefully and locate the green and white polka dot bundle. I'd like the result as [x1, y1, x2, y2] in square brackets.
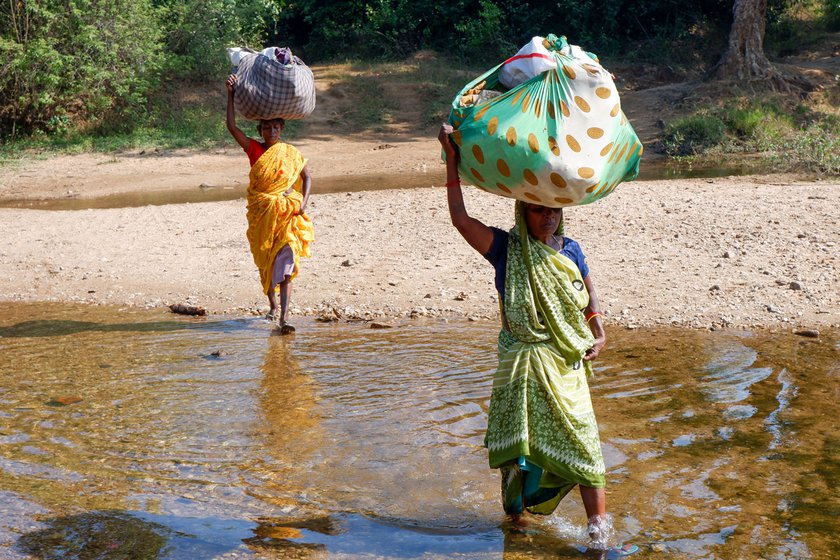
[448, 35, 642, 207]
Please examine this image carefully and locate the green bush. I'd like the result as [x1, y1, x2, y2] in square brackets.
[663, 114, 727, 155]
[455, 0, 517, 63]
[782, 121, 840, 174]
[721, 102, 795, 147]
[722, 106, 767, 138]
[0, 0, 165, 138]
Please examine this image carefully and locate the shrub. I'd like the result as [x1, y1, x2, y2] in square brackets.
[0, 0, 165, 138]
[721, 102, 795, 147]
[782, 121, 840, 174]
[663, 114, 726, 155]
[156, 0, 270, 81]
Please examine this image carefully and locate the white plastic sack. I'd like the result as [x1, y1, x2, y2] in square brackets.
[498, 36, 558, 89]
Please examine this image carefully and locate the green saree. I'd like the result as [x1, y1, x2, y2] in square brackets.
[485, 202, 606, 515]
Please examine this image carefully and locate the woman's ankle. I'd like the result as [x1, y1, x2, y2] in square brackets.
[587, 514, 614, 549]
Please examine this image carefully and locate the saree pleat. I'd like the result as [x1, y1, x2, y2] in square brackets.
[246, 142, 314, 294]
[485, 201, 605, 515]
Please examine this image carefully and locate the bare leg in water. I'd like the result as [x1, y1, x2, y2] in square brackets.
[581, 486, 637, 555]
[278, 275, 295, 334]
[580, 486, 608, 542]
[267, 287, 278, 321]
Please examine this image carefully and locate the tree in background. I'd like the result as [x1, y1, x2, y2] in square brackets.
[708, 0, 822, 90]
[710, 0, 776, 78]
[270, 0, 735, 63]
[1, 0, 831, 141]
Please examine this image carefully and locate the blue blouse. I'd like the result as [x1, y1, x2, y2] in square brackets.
[482, 227, 590, 300]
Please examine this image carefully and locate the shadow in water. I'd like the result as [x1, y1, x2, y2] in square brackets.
[0, 317, 257, 338]
[14, 510, 274, 559]
[17, 511, 171, 559]
[246, 513, 599, 559]
[245, 513, 504, 557]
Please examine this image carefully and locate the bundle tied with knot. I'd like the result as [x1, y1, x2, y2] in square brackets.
[228, 46, 316, 121]
[448, 34, 642, 208]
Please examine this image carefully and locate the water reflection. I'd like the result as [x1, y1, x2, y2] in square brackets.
[247, 332, 326, 510]
[0, 303, 838, 559]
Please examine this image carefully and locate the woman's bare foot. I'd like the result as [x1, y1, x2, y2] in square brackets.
[503, 512, 531, 534]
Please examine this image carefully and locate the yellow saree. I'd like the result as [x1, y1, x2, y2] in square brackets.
[246, 142, 314, 294]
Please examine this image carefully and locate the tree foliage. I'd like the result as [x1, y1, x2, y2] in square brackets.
[0, 0, 832, 140]
[156, 0, 272, 79]
[272, 0, 733, 62]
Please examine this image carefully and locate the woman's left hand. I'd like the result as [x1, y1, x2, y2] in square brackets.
[583, 336, 605, 361]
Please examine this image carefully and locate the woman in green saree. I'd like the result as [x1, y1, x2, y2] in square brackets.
[438, 124, 635, 555]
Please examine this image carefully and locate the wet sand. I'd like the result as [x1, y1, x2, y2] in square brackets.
[0, 146, 837, 331]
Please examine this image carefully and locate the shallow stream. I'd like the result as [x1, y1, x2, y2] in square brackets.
[0, 158, 787, 211]
[0, 303, 837, 559]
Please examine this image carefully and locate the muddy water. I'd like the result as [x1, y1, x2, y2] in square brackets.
[0, 159, 790, 211]
[0, 303, 837, 559]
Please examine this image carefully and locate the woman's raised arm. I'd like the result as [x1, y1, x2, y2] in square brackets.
[438, 124, 493, 255]
[226, 75, 250, 151]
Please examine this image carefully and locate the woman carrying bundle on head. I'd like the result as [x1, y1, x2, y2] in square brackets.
[438, 123, 637, 556]
[226, 74, 314, 334]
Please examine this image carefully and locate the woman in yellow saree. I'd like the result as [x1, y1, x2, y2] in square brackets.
[438, 124, 637, 556]
[227, 75, 314, 333]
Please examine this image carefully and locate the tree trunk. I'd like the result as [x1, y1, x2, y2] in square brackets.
[710, 0, 776, 80]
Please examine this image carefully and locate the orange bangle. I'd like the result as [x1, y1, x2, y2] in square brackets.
[445, 180, 461, 188]
[585, 311, 601, 322]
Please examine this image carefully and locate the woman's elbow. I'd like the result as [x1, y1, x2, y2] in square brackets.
[450, 214, 470, 232]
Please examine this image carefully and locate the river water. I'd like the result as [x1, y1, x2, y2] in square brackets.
[0, 303, 837, 559]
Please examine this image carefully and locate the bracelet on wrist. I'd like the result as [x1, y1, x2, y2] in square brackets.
[585, 311, 601, 322]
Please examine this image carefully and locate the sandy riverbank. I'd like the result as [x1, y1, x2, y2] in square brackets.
[0, 144, 837, 331]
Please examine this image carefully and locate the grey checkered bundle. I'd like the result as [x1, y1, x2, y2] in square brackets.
[234, 52, 316, 120]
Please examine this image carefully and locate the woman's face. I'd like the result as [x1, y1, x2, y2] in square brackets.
[523, 203, 563, 238]
[259, 119, 285, 145]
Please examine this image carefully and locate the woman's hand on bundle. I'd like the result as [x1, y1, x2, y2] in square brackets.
[438, 123, 458, 162]
[226, 74, 237, 94]
[583, 336, 605, 361]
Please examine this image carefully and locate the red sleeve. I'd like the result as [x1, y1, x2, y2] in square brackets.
[245, 139, 267, 167]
